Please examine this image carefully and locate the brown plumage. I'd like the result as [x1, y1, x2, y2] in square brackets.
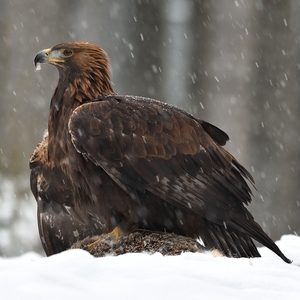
[71, 230, 205, 257]
[31, 41, 291, 263]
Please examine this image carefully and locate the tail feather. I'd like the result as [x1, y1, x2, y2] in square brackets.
[204, 216, 291, 263]
[229, 212, 292, 263]
[204, 219, 260, 258]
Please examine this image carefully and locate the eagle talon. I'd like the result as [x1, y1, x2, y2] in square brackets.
[87, 227, 124, 250]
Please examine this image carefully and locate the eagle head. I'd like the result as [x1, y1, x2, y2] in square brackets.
[34, 41, 114, 99]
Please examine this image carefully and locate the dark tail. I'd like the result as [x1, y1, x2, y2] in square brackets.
[229, 212, 292, 263]
[204, 215, 291, 263]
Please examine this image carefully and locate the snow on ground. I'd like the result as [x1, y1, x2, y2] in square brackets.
[0, 235, 299, 300]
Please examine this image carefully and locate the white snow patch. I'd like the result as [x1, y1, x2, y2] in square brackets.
[0, 235, 299, 299]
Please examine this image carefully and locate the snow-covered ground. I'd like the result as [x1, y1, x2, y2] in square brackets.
[0, 235, 299, 300]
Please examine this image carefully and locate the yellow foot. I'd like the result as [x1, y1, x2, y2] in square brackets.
[87, 227, 124, 250]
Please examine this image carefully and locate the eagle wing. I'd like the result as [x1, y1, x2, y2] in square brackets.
[68, 95, 253, 226]
[30, 133, 101, 255]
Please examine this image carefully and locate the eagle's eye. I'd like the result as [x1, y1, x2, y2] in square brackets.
[62, 49, 73, 57]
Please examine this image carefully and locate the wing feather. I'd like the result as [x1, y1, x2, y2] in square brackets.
[69, 95, 251, 225]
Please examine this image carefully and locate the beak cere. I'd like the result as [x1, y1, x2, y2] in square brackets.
[34, 48, 51, 70]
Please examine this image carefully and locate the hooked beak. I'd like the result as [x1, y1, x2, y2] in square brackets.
[34, 48, 64, 70]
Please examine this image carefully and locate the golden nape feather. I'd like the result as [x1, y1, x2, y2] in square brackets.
[30, 41, 291, 263]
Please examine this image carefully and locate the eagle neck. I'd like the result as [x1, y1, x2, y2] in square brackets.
[47, 75, 80, 166]
[69, 70, 115, 102]
[47, 68, 114, 165]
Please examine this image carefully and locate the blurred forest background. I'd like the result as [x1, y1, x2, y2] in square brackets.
[0, 0, 300, 257]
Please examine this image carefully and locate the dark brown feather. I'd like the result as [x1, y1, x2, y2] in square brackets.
[30, 42, 291, 263]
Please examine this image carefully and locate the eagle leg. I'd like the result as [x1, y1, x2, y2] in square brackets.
[87, 227, 124, 250]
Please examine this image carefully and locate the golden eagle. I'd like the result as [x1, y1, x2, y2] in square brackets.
[31, 41, 290, 263]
